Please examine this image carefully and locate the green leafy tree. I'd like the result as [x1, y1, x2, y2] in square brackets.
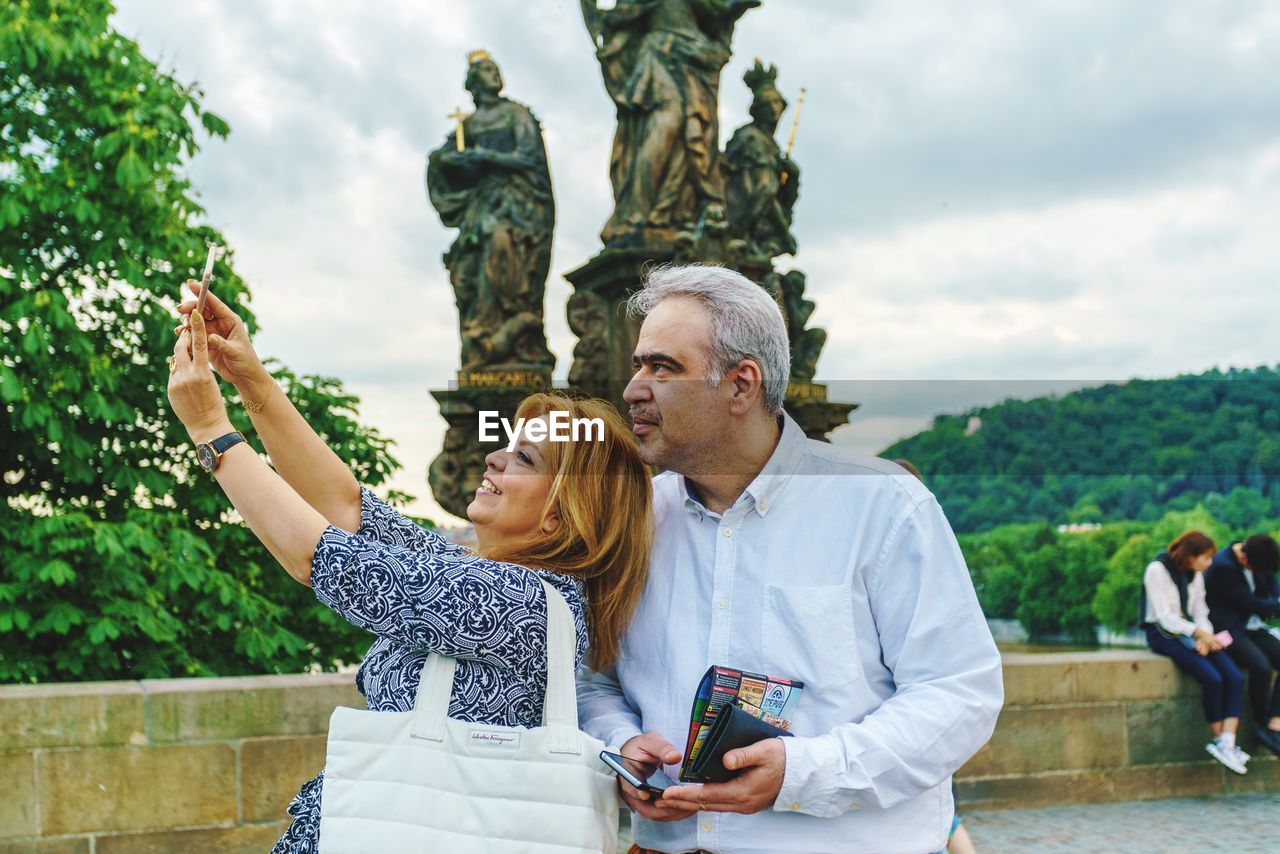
[1205, 486, 1270, 533]
[1091, 533, 1154, 633]
[956, 522, 1053, 619]
[976, 560, 1022, 619]
[1014, 534, 1106, 642]
[1066, 498, 1104, 525]
[1149, 505, 1226, 550]
[1014, 545, 1062, 638]
[1, 0, 402, 681]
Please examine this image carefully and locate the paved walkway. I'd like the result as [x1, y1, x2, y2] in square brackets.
[618, 793, 1279, 851]
[962, 792, 1279, 852]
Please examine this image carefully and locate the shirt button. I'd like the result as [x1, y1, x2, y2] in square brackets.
[723, 528, 733, 537]
[717, 600, 727, 610]
[702, 821, 713, 831]
[790, 801, 801, 811]
[850, 803, 859, 811]
[759, 500, 769, 512]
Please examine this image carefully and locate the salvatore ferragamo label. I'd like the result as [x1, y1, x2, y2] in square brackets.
[467, 728, 521, 751]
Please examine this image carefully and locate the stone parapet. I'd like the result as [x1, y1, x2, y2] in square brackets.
[1, 652, 1275, 849]
[0, 674, 359, 852]
[956, 651, 1278, 809]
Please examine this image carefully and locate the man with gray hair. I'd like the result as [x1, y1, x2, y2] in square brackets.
[577, 264, 1003, 853]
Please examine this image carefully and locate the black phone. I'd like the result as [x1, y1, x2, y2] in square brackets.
[599, 750, 676, 794]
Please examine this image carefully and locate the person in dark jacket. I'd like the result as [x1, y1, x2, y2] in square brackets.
[1206, 534, 1280, 756]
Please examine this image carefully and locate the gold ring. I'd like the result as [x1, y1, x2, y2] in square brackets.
[168, 357, 177, 374]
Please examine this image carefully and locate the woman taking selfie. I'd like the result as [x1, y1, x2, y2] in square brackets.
[166, 281, 652, 852]
[1140, 530, 1248, 774]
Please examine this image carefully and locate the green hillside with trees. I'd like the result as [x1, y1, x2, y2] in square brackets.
[886, 367, 1280, 640]
[883, 366, 1280, 535]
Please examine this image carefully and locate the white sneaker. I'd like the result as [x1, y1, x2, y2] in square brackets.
[1233, 745, 1251, 765]
[1206, 741, 1248, 774]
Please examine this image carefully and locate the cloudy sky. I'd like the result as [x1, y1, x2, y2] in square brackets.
[113, 0, 1280, 522]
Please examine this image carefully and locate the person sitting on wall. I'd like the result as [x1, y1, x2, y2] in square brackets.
[1206, 533, 1280, 756]
[1140, 530, 1249, 774]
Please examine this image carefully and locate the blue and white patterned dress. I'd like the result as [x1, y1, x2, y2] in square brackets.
[271, 488, 589, 854]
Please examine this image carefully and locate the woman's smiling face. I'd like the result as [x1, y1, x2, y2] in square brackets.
[467, 416, 557, 549]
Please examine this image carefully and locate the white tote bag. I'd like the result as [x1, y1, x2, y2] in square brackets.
[319, 578, 619, 853]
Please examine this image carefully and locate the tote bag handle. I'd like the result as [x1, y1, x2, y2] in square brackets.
[410, 578, 581, 754]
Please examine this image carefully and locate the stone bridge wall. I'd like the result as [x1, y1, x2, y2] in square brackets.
[958, 651, 1278, 809]
[1, 652, 1276, 851]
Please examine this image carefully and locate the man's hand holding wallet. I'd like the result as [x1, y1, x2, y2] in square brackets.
[678, 665, 802, 780]
[660, 731, 789, 816]
[657, 665, 802, 816]
[685, 702, 793, 782]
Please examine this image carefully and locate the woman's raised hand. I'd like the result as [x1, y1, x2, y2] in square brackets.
[168, 310, 232, 440]
[175, 280, 270, 397]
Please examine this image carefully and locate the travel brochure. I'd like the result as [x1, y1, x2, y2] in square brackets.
[680, 664, 804, 781]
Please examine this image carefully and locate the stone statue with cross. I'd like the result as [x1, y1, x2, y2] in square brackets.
[425, 51, 556, 375]
[424, 51, 558, 516]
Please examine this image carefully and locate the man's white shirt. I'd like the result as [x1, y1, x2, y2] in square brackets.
[577, 414, 1004, 854]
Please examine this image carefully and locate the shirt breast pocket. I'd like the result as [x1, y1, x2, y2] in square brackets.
[761, 583, 863, 691]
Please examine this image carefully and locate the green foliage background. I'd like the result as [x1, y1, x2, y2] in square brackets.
[1, 0, 404, 681]
[884, 362, 1280, 641]
[959, 499, 1279, 642]
[884, 367, 1280, 535]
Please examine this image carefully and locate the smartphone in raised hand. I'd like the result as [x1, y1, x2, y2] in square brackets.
[195, 245, 217, 316]
[599, 750, 676, 794]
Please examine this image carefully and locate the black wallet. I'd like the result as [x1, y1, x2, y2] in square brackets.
[686, 703, 793, 783]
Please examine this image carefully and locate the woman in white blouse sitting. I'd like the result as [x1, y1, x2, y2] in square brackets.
[1141, 530, 1248, 774]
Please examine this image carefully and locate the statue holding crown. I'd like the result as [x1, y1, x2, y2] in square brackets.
[426, 51, 555, 371]
[580, 0, 761, 247]
[724, 59, 799, 259]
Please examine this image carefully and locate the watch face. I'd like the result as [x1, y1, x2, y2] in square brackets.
[197, 444, 216, 471]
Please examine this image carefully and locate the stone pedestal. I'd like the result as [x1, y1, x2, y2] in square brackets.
[785, 380, 857, 439]
[565, 250, 856, 441]
[428, 366, 552, 519]
[564, 247, 673, 412]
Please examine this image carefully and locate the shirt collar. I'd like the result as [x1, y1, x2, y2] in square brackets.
[678, 412, 806, 520]
[743, 412, 806, 517]
[680, 479, 710, 520]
